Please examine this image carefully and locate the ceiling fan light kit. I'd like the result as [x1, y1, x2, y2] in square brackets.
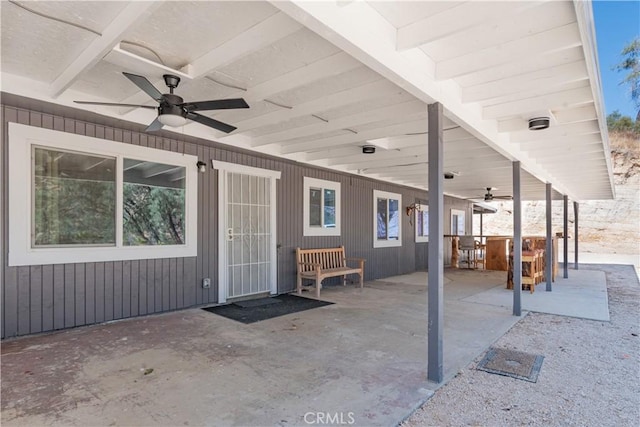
[158, 98, 188, 126]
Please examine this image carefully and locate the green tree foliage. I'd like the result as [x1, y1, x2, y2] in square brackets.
[613, 37, 640, 120]
[123, 184, 185, 246]
[607, 110, 640, 134]
[34, 178, 116, 245]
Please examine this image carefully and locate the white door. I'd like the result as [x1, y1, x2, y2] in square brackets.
[215, 162, 280, 303]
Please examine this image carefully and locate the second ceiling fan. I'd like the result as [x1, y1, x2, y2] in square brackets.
[480, 187, 512, 201]
[75, 72, 249, 133]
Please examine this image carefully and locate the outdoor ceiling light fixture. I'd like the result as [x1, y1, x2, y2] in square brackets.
[362, 145, 376, 154]
[158, 106, 188, 127]
[196, 161, 207, 173]
[528, 117, 550, 130]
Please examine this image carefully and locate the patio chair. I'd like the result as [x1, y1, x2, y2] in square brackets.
[459, 235, 476, 269]
[474, 241, 486, 269]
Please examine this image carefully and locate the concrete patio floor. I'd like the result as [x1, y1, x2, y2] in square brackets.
[461, 269, 610, 321]
[1, 268, 608, 426]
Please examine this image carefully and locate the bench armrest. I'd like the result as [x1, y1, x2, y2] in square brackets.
[345, 258, 366, 269]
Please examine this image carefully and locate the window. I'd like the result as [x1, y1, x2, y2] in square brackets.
[9, 123, 197, 266]
[415, 204, 429, 243]
[123, 159, 186, 246]
[33, 147, 117, 247]
[303, 177, 341, 236]
[451, 208, 466, 235]
[373, 190, 402, 248]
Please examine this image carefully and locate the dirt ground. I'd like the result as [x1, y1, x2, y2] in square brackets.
[404, 263, 640, 427]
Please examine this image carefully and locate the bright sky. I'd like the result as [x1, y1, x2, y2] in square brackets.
[593, 0, 640, 118]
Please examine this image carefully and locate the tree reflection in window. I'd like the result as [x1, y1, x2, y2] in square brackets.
[323, 189, 336, 228]
[33, 147, 116, 246]
[309, 188, 322, 227]
[123, 159, 185, 246]
[377, 197, 388, 239]
[377, 196, 400, 242]
[309, 187, 336, 229]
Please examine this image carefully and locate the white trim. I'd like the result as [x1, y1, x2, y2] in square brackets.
[573, 0, 615, 198]
[211, 160, 281, 180]
[115, 155, 124, 248]
[302, 177, 341, 237]
[415, 204, 429, 243]
[8, 123, 198, 266]
[269, 175, 278, 294]
[215, 162, 280, 303]
[373, 189, 402, 248]
[217, 170, 228, 304]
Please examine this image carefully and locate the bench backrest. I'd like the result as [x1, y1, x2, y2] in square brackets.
[296, 246, 346, 272]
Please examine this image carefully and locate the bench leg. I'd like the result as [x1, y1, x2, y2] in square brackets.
[343, 274, 347, 286]
[315, 270, 322, 298]
[297, 275, 302, 295]
[359, 272, 363, 289]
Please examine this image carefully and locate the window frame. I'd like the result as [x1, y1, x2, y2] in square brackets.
[8, 123, 198, 266]
[302, 177, 341, 237]
[373, 190, 402, 248]
[415, 203, 429, 243]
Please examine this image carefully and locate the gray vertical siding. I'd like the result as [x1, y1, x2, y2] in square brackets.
[1, 98, 474, 338]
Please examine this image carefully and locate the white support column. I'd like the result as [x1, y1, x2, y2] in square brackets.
[512, 161, 522, 316]
[427, 103, 444, 384]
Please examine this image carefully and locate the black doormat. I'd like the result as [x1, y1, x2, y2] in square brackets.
[477, 347, 544, 383]
[202, 294, 333, 324]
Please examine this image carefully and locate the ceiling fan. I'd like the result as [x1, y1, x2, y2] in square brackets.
[74, 72, 249, 133]
[472, 187, 513, 202]
[479, 187, 513, 202]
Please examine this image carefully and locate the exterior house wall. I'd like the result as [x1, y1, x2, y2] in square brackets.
[1, 99, 473, 339]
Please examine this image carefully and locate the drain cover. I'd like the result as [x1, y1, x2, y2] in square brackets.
[477, 347, 544, 383]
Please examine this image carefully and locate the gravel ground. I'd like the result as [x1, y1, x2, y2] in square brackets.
[404, 264, 640, 427]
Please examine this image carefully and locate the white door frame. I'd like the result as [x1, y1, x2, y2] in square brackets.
[212, 161, 281, 303]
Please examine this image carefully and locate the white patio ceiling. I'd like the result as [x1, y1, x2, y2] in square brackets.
[0, 0, 614, 202]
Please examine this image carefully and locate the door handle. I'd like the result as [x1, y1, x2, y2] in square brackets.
[226, 228, 234, 241]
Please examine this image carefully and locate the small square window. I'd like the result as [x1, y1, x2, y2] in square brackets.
[373, 190, 402, 248]
[303, 177, 341, 236]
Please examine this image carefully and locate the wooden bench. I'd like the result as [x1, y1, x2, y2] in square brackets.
[296, 246, 365, 298]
